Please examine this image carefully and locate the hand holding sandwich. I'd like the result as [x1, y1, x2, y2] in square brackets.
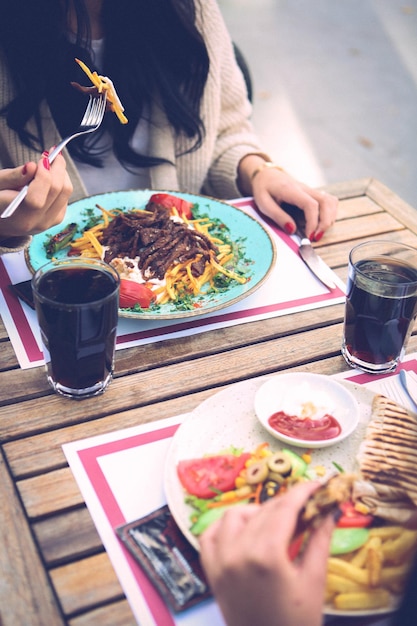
[199, 481, 335, 626]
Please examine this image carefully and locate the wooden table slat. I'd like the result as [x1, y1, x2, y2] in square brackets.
[319, 212, 406, 247]
[337, 195, 381, 219]
[68, 600, 137, 626]
[5, 323, 345, 447]
[33, 507, 102, 566]
[0, 301, 344, 407]
[366, 179, 417, 231]
[320, 229, 417, 269]
[0, 452, 64, 626]
[18, 466, 84, 518]
[50, 552, 124, 616]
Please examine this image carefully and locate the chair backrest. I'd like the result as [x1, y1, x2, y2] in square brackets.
[233, 43, 253, 103]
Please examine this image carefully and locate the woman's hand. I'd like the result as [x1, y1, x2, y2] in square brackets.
[238, 155, 338, 241]
[199, 481, 335, 626]
[0, 149, 73, 240]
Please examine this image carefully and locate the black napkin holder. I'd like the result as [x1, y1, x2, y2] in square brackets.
[115, 505, 212, 613]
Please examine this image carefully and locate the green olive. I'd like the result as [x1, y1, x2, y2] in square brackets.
[245, 460, 269, 484]
[267, 452, 292, 476]
[267, 471, 285, 484]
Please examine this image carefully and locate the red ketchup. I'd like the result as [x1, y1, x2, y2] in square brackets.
[268, 411, 341, 441]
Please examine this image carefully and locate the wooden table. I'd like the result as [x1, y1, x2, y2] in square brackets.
[1, 178, 416, 626]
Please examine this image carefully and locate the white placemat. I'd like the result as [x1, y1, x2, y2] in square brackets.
[0, 198, 345, 369]
[62, 356, 417, 625]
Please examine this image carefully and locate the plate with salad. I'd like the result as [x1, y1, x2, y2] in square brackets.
[164, 375, 405, 617]
[25, 189, 276, 320]
[164, 376, 374, 551]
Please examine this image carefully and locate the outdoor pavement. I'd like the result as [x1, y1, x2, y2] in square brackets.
[220, 0, 417, 210]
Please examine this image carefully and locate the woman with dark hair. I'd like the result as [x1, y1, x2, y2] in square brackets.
[0, 0, 338, 242]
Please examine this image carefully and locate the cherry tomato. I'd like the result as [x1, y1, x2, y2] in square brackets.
[149, 193, 194, 219]
[119, 279, 156, 309]
[177, 453, 251, 499]
[337, 501, 374, 528]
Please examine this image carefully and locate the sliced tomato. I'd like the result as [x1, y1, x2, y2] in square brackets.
[337, 501, 374, 528]
[119, 279, 156, 309]
[149, 192, 194, 219]
[177, 453, 250, 499]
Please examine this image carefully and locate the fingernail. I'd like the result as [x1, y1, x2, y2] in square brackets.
[314, 231, 324, 242]
[284, 222, 296, 235]
[43, 157, 50, 170]
[42, 150, 49, 158]
[22, 163, 29, 175]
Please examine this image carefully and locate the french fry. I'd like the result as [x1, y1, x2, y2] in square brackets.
[326, 573, 368, 594]
[379, 562, 410, 587]
[327, 558, 369, 586]
[366, 542, 383, 587]
[75, 58, 128, 124]
[325, 525, 417, 613]
[368, 526, 403, 541]
[350, 544, 368, 569]
[333, 589, 391, 611]
[381, 530, 417, 563]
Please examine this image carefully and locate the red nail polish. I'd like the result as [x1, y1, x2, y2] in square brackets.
[314, 231, 324, 242]
[22, 163, 29, 175]
[284, 222, 295, 235]
[42, 150, 49, 158]
[43, 157, 50, 170]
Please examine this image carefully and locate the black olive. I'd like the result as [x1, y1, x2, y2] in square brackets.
[259, 480, 281, 503]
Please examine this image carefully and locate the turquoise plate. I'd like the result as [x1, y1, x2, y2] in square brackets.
[25, 189, 276, 320]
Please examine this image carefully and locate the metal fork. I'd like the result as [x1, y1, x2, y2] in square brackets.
[1, 92, 107, 219]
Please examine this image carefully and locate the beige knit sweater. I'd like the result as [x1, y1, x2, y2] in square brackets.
[0, 0, 266, 254]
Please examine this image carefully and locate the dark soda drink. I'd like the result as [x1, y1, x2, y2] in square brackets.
[343, 256, 417, 371]
[33, 262, 119, 398]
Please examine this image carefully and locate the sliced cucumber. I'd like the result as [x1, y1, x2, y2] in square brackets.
[282, 449, 308, 477]
[330, 528, 370, 555]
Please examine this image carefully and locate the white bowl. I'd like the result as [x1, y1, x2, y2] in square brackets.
[254, 372, 359, 448]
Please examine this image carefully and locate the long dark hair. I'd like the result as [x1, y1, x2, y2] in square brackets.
[0, 0, 210, 169]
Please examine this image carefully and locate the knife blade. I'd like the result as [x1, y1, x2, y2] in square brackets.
[296, 231, 336, 290]
[399, 370, 417, 411]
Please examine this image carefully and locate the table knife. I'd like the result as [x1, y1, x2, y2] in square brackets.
[296, 230, 336, 290]
[399, 370, 417, 410]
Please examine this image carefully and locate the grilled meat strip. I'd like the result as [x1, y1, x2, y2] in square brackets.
[101, 202, 219, 280]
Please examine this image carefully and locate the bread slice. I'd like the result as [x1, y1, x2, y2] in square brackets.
[357, 394, 417, 512]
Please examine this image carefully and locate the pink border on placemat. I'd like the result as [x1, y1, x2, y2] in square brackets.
[0, 259, 44, 361]
[77, 424, 180, 626]
[117, 288, 341, 343]
[343, 359, 417, 384]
